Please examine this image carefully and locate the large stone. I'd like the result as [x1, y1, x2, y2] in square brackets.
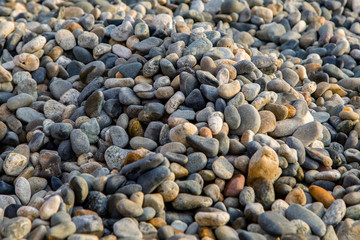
[247, 146, 282, 186]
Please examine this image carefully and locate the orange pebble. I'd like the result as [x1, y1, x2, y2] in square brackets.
[149, 217, 167, 229]
[123, 147, 151, 166]
[285, 187, 306, 206]
[309, 185, 335, 208]
[343, 107, 353, 112]
[285, 104, 296, 119]
[199, 127, 212, 138]
[63, 22, 84, 32]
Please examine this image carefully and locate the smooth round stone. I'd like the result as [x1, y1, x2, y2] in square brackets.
[15, 177, 31, 205]
[55, 29, 76, 50]
[6, 93, 34, 111]
[212, 156, 234, 180]
[108, 126, 128, 148]
[224, 105, 241, 130]
[217, 81, 241, 99]
[0, 217, 31, 239]
[70, 129, 90, 155]
[3, 152, 28, 176]
[80, 61, 106, 84]
[40, 195, 61, 220]
[258, 211, 297, 236]
[185, 152, 207, 174]
[72, 46, 94, 64]
[22, 35, 46, 53]
[113, 44, 132, 59]
[195, 211, 230, 227]
[157, 181, 179, 202]
[129, 136, 157, 150]
[117, 199, 143, 217]
[78, 31, 99, 49]
[113, 218, 143, 239]
[0, 21, 15, 38]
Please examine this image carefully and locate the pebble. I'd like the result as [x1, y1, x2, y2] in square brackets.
[55, 29, 76, 51]
[212, 156, 234, 180]
[39, 195, 61, 220]
[15, 177, 31, 205]
[195, 211, 230, 227]
[3, 153, 28, 176]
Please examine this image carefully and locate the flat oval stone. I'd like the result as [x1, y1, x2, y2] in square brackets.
[285, 204, 326, 237]
[322, 199, 346, 225]
[258, 211, 297, 236]
[15, 177, 31, 205]
[40, 195, 61, 220]
[233, 104, 261, 135]
[212, 156, 234, 180]
[172, 193, 213, 210]
[195, 211, 230, 227]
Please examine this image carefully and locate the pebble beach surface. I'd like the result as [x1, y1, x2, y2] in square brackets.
[1, 0, 360, 239]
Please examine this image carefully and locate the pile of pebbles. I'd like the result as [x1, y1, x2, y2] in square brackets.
[2, 0, 360, 239]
